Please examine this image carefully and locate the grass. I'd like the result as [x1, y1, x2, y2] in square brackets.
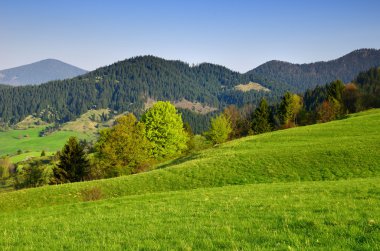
[61, 108, 113, 133]
[0, 109, 379, 212]
[0, 108, 116, 156]
[0, 126, 90, 156]
[0, 178, 379, 250]
[0, 109, 379, 249]
[8, 151, 55, 163]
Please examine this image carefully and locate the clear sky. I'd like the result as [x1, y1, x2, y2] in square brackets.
[1, 0, 379, 72]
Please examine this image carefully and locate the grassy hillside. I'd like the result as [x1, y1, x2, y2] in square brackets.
[1, 109, 379, 212]
[0, 109, 119, 157]
[0, 126, 91, 156]
[0, 109, 379, 249]
[0, 178, 379, 249]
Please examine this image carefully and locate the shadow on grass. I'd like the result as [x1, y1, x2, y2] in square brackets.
[157, 153, 201, 170]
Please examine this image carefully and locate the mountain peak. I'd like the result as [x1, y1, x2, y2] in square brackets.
[0, 59, 88, 86]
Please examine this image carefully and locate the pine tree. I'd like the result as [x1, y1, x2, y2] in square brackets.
[252, 98, 271, 134]
[56, 136, 89, 182]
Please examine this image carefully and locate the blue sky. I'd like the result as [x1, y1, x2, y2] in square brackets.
[1, 0, 379, 72]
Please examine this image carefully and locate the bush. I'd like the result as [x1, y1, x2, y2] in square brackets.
[80, 186, 103, 202]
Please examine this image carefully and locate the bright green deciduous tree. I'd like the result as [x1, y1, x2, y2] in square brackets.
[141, 101, 189, 159]
[291, 94, 303, 125]
[96, 113, 151, 176]
[279, 92, 304, 127]
[206, 114, 232, 144]
[252, 98, 271, 134]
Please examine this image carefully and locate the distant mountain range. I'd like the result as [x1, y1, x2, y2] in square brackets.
[0, 48, 379, 129]
[247, 48, 380, 91]
[0, 59, 88, 86]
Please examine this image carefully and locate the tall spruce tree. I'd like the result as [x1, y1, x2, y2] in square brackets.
[56, 136, 89, 182]
[252, 98, 271, 134]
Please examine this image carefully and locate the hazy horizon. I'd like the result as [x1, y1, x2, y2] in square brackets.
[1, 0, 380, 72]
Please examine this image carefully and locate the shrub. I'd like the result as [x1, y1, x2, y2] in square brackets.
[80, 186, 103, 202]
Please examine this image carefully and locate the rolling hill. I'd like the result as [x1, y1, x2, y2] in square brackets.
[0, 109, 379, 249]
[1, 109, 379, 211]
[0, 59, 87, 86]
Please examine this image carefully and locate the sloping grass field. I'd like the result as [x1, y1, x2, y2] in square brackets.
[0, 126, 90, 156]
[0, 178, 379, 250]
[0, 109, 379, 249]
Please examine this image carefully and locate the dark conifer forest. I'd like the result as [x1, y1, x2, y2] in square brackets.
[0, 49, 379, 132]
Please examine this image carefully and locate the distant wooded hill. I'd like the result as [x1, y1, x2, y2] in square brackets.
[247, 49, 380, 91]
[0, 49, 379, 128]
[0, 59, 88, 86]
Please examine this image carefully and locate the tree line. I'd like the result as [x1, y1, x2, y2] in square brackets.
[1, 67, 379, 188]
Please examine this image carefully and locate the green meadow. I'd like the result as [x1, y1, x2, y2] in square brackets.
[0, 109, 379, 249]
[0, 126, 90, 156]
[0, 178, 379, 250]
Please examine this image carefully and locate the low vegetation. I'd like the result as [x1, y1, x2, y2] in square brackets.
[0, 178, 378, 249]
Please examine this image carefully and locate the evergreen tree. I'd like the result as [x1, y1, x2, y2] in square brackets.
[327, 80, 345, 103]
[252, 98, 271, 134]
[326, 80, 345, 117]
[141, 101, 189, 159]
[55, 136, 89, 182]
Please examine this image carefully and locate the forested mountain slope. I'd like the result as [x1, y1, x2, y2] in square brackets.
[0, 56, 275, 125]
[246, 48, 380, 91]
[1, 49, 379, 127]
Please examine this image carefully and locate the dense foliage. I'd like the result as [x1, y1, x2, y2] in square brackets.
[206, 114, 232, 144]
[355, 67, 380, 108]
[95, 114, 151, 176]
[141, 101, 189, 158]
[53, 137, 90, 183]
[251, 98, 271, 134]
